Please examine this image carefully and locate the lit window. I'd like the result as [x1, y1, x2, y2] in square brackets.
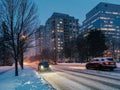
[83, 33, 89, 37]
[52, 30, 54, 33]
[104, 25, 113, 27]
[105, 11, 111, 14]
[58, 50, 60, 52]
[100, 28, 115, 31]
[58, 47, 60, 49]
[61, 47, 63, 50]
[59, 30, 63, 32]
[110, 21, 113, 24]
[73, 29, 77, 31]
[91, 18, 99, 23]
[57, 27, 60, 29]
[112, 12, 119, 14]
[70, 36, 72, 39]
[105, 11, 120, 15]
[57, 30, 60, 32]
[57, 29, 63, 32]
[88, 25, 93, 29]
[58, 38, 60, 40]
[57, 24, 60, 26]
[58, 44, 60, 46]
[100, 17, 110, 20]
[104, 21, 108, 23]
[60, 21, 63, 24]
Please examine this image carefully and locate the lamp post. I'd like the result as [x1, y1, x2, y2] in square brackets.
[20, 34, 27, 69]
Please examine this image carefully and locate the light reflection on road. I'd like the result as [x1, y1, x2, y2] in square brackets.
[24, 60, 40, 70]
[68, 66, 86, 69]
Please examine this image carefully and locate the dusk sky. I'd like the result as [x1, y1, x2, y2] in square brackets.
[35, 0, 120, 25]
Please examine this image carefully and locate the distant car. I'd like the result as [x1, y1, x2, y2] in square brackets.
[38, 61, 51, 72]
[86, 57, 117, 71]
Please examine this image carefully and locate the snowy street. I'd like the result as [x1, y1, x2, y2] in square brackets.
[1, 0, 120, 90]
[1, 63, 120, 90]
[40, 63, 120, 90]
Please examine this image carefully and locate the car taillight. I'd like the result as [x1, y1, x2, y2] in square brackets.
[104, 62, 109, 65]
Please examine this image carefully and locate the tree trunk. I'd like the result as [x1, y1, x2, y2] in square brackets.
[15, 57, 18, 76]
[21, 53, 24, 69]
[19, 47, 24, 69]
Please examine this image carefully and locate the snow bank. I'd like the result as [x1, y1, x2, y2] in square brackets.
[0, 66, 14, 74]
[116, 63, 120, 67]
[0, 67, 54, 90]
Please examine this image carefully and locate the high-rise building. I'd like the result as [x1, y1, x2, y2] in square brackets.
[35, 25, 45, 55]
[45, 12, 79, 59]
[80, 2, 120, 57]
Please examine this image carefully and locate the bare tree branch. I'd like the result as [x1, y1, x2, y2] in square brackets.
[0, 0, 38, 76]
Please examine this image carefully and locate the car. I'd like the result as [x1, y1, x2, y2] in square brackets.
[86, 57, 117, 71]
[38, 61, 51, 72]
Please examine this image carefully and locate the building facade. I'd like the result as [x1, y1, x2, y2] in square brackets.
[35, 25, 45, 55]
[45, 12, 79, 60]
[80, 2, 120, 57]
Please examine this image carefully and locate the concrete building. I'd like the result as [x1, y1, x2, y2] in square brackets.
[80, 2, 120, 58]
[35, 25, 46, 55]
[45, 12, 79, 60]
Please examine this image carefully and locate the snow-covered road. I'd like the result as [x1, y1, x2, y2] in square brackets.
[40, 64, 120, 90]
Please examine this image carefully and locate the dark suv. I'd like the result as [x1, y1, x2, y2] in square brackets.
[86, 57, 117, 71]
[38, 61, 51, 72]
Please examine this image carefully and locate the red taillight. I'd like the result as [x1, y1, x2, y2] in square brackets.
[104, 62, 109, 65]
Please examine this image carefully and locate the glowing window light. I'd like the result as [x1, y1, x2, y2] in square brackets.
[59, 30, 63, 32]
[100, 28, 115, 31]
[60, 21, 63, 24]
[58, 38, 60, 40]
[100, 17, 110, 20]
[52, 30, 55, 33]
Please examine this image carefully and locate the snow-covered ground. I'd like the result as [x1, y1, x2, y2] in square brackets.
[0, 67, 54, 90]
[57, 63, 120, 78]
[116, 63, 120, 67]
[0, 63, 120, 90]
[0, 66, 14, 73]
[41, 65, 120, 90]
[58, 63, 86, 66]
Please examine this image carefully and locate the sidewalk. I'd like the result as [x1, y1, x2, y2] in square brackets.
[0, 66, 54, 90]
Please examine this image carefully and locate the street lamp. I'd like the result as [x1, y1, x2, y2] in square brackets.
[21, 34, 27, 39]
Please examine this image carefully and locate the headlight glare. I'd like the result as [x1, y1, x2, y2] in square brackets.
[40, 65, 44, 69]
[49, 65, 52, 68]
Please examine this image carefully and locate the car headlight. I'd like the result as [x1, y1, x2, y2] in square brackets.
[49, 65, 52, 68]
[40, 65, 44, 69]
